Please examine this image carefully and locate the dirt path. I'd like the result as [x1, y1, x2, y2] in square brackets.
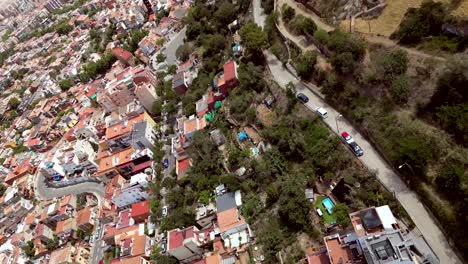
[280, 0, 446, 62]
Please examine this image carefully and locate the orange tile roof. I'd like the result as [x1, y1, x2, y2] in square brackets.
[49, 246, 73, 264]
[217, 208, 246, 233]
[131, 234, 147, 256]
[56, 218, 75, 234]
[98, 147, 135, 173]
[105, 113, 145, 140]
[184, 119, 197, 134]
[206, 254, 221, 264]
[76, 208, 92, 227]
[25, 212, 37, 225]
[114, 256, 143, 264]
[325, 237, 352, 264]
[103, 224, 139, 241]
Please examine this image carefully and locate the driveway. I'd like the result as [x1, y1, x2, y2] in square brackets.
[254, 1, 461, 263]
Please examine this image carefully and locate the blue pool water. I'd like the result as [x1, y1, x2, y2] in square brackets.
[322, 197, 335, 214]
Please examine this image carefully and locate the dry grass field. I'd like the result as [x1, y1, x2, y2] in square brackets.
[451, 0, 468, 18]
[340, 0, 453, 37]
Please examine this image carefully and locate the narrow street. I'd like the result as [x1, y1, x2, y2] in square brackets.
[253, 1, 462, 263]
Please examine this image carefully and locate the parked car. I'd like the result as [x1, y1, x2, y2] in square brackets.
[163, 158, 169, 169]
[315, 107, 328, 119]
[160, 240, 167, 254]
[349, 142, 364, 157]
[296, 93, 309, 103]
[341, 131, 353, 144]
[162, 206, 168, 218]
[341, 131, 364, 157]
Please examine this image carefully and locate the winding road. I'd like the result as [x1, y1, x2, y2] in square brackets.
[253, 1, 461, 263]
[34, 171, 105, 204]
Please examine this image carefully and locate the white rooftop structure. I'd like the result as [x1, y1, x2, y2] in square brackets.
[376, 205, 397, 231]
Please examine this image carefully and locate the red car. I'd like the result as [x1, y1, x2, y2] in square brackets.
[341, 131, 354, 144]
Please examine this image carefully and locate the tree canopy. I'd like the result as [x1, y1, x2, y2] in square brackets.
[239, 21, 269, 54]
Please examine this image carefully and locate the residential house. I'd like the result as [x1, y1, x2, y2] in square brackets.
[215, 191, 251, 250]
[76, 208, 95, 233]
[112, 47, 136, 66]
[95, 146, 153, 181]
[55, 217, 77, 242]
[111, 174, 150, 209]
[213, 61, 238, 97]
[131, 200, 150, 223]
[135, 82, 158, 114]
[34, 223, 54, 244]
[167, 226, 204, 263]
[101, 112, 156, 155]
[49, 245, 91, 264]
[307, 205, 439, 264]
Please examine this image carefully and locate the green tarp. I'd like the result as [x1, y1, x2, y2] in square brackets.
[214, 101, 222, 109]
[205, 111, 215, 122]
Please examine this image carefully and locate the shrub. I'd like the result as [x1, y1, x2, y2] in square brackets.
[390, 75, 411, 104]
[282, 4, 295, 22]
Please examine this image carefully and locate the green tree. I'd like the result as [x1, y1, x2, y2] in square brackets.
[7, 97, 20, 109]
[202, 34, 227, 57]
[392, 0, 445, 44]
[330, 52, 355, 74]
[295, 50, 318, 79]
[334, 203, 350, 227]
[435, 161, 464, 198]
[239, 21, 269, 54]
[152, 99, 163, 116]
[176, 43, 192, 62]
[314, 29, 329, 44]
[0, 183, 6, 196]
[390, 75, 411, 104]
[214, 1, 237, 27]
[22, 240, 35, 258]
[282, 4, 295, 22]
[59, 79, 74, 91]
[167, 65, 177, 75]
[374, 49, 409, 83]
[238, 62, 265, 92]
[327, 30, 366, 61]
[156, 53, 166, 63]
[46, 235, 59, 250]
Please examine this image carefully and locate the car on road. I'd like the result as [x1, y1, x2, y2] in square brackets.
[161, 236, 168, 254]
[315, 107, 328, 119]
[163, 158, 169, 169]
[162, 206, 168, 218]
[341, 131, 353, 144]
[296, 93, 309, 103]
[349, 142, 364, 157]
[340, 131, 364, 157]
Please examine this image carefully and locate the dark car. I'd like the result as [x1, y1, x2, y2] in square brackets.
[161, 238, 167, 254]
[163, 158, 169, 168]
[349, 142, 364, 157]
[296, 93, 309, 103]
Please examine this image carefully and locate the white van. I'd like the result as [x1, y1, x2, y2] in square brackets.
[316, 208, 323, 217]
[315, 107, 328, 119]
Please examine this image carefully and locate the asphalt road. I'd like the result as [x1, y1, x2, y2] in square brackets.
[34, 171, 105, 204]
[253, 1, 462, 263]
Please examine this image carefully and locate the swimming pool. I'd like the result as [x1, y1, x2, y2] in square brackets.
[322, 197, 335, 215]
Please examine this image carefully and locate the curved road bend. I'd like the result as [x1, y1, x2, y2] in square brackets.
[253, 1, 462, 263]
[34, 172, 105, 205]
